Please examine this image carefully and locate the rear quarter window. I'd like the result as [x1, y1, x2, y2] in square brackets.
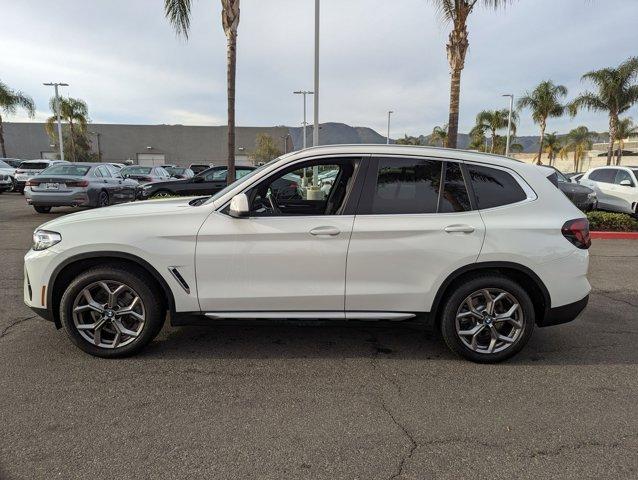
[467, 164, 527, 209]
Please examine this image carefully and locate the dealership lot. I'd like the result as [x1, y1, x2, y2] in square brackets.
[1, 193, 637, 479]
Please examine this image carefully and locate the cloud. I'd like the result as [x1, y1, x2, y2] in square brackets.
[1, 0, 637, 137]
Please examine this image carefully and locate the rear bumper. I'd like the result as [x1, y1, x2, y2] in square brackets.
[538, 295, 589, 327]
[25, 189, 91, 207]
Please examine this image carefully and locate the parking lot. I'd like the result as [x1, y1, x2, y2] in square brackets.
[1, 192, 637, 480]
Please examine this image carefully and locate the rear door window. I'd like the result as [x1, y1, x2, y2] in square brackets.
[466, 164, 527, 209]
[588, 169, 616, 183]
[614, 169, 634, 186]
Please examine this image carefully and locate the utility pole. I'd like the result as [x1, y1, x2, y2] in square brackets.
[293, 90, 314, 149]
[386, 110, 394, 144]
[503, 94, 514, 157]
[43, 82, 68, 161]
[313, 0, 320, 147]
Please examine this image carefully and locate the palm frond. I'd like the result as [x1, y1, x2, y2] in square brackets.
[164, 0, 193, 38]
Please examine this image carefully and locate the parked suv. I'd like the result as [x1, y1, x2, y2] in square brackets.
[579, 166, 638, 216]
[24, 146, 591, 362]
[14, 159, 68, 193]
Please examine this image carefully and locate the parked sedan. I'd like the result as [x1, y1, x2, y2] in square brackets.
[0, 159, 17, 192]
[120, 165, 171, 185]
[138, 165, 256, 199]
[24, 163, 138, 213]
[549, 167, 597, 212]
[164, 165, 195, 179]
[14, 159, 68, 193]
[0, 158, 23, 168]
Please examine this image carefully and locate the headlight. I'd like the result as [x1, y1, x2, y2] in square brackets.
[32, 230, 62, 251]
[587, 192, 597, 199]
[143, 184, 153, 189]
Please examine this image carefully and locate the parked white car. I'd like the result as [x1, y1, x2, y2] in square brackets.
[14, 159, 68, 193]
[0, 159, 18, 192]
[579, 166, 638, 216]
[24, 145, 591, 362]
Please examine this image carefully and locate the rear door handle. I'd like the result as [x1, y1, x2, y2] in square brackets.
[444, 224, 475, 234]
[310, 226, 341, 236]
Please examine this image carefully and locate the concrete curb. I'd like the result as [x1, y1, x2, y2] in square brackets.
[591, 231, 638, 239]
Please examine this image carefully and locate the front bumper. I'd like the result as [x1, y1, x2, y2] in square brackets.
[538, 295, 589, 327]
[0, 182, 11, 192]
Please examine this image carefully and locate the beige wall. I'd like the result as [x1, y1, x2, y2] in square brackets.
[511, 152, 620, 173]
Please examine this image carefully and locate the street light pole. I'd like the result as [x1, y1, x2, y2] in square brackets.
[503, 94, 514, 157]
[313, 0, 320, 147]
[293, 90, 314, 149]
[386, 110, 394, 144]
[43, 82, 68, 161]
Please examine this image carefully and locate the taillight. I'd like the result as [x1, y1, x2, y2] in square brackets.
[562, 218, 591, 249]
[66, 180, 89, 187]
[25, 180, 40, 187]
[290, 182, 298, 189]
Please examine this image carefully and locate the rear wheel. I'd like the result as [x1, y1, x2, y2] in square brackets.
[440, 275, 535, 363]
[34, 206, 52, 213]
[151, 190, 173, 198]
[8, 177, 16, 192]
[59, 266, 165, 358]
[98, 190, 109, 207]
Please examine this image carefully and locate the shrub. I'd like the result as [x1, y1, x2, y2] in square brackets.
[586, 211, 638, 232]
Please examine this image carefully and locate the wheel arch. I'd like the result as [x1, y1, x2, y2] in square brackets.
[48, 252, 176, 328]
[430, 262, 551, 327]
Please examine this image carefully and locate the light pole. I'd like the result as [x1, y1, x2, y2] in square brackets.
[313, 0, 320, 147]
[503, 94, 514, 157]
[293, 90, 314, 149]
[43, 82, 68, 161]
[386, 110, 394, 144]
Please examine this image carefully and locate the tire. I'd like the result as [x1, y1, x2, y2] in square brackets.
[9, 178, 16, 192]
[98, 190, 109, 207]
[34, 206, 52, 213]
[151, 190, 173, 199]
[439, 275, 535, 363]
[59, 265, 165, 358]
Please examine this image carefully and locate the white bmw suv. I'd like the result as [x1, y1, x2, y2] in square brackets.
[24, 145, 591, 362]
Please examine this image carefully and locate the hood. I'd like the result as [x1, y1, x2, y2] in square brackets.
[38, 196, 202, 230]
[0, 167, 16, 175]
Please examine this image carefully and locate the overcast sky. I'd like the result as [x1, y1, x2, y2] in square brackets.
[2, 0, 637, 137]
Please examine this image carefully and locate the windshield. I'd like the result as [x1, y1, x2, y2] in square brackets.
[0, 160, 10, 169]
[166, 166, 186, 175]
[553, 168, 569, 183]
[121, 166, 152, 175]
[41, 164, 91, 176]
[204, 161, 276, 205]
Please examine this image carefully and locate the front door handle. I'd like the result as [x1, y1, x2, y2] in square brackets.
[310, 226, 341, 236]
[444, 224, 475, 234]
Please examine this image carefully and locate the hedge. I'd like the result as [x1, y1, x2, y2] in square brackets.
[586, 211, 638, 232]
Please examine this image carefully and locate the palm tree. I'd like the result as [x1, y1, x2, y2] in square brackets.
[0, 80, 35, 157]
[473, 109, 518, 153]
[517, 80, 567, 164]
[396, 134, 423, 145]
[165, 0, 240, 184]
[428, 0, 516, 148]
[564, 126, 596, 172]
[542, 132, 562, 166]
[45, 97, 89, 162]
[569, 57, 638, 166]
[428, 124, 448, 146]
[614, 117, 638, 165]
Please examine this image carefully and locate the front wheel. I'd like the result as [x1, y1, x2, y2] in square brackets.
[151, 190, 173, 199]
[440, 275, 535, 363]
[34, 206, 52, 213]
[59, 266, 165, 357]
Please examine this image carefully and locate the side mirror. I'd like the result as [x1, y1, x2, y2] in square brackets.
[619, 179, 632, 187]
[229, 193, 250, 218]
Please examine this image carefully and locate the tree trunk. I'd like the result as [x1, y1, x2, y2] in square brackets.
[536, 122, 546, 165]
[607, 116, 617, 166]
[617, 139, 624, 165]
[69, 120, 76, 162]
[0, 114, 6, 158]
[573, 151, 578, 172]
[226, 32, 237, 185]
[490, 129, 496, 153]
[446, 67, 462, 149]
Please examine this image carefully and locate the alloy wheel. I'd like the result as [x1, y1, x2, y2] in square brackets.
[72, 280, 146, 349]
[455, 288, 524, 355]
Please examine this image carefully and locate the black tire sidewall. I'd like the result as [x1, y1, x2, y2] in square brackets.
[440, 275, 535, 363]
[98, 191, 109, 207]
[34, 206, 52, 213]
[60, 266, 165, 358]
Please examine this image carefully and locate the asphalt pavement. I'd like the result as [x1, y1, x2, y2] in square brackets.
[1, 192, 637, 480]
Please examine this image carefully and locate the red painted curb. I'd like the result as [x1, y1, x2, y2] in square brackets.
[591, 231, 638, 239]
